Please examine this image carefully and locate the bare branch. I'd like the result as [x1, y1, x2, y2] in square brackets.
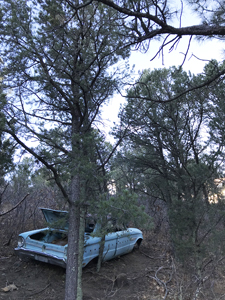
[4, 127, 70, 203]
[0, 193, 30, 217]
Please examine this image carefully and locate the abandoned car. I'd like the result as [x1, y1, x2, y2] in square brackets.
[15, 208, 143, 268]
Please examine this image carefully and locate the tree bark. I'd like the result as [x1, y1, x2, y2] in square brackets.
[77, 206, 86, 299]
[65, 175, 81, 300]
[97, 235, 105, 272]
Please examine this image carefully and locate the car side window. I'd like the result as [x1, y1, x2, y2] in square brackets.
[106, 219, 127, 232]
[85, 223, 95, 233]
[85, 217, 96, 233]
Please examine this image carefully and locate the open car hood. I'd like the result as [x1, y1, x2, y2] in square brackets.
[40, 208, 68, 230]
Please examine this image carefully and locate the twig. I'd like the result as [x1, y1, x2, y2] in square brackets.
[140, 250, 159, 259]
[27, 283, 50, 298]
[0, 255, 12, 260]
[106, 286, 122, 298]
[147, 265, 174, 300]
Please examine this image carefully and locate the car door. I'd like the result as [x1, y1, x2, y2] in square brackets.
[115, 229, 132, 256]
[102, 232, 118, 261]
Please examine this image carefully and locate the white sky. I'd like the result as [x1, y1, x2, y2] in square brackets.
[101, 37, 224, 140]
[100, 3, 225, 141]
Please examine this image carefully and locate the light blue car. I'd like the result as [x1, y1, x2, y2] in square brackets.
[15, 208, 143, 268]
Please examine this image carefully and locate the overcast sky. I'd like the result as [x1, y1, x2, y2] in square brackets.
[100, 36, 224, 140]
[100, 3, 225, 141]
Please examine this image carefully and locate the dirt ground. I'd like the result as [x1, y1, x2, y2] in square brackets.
[1, 231, 225, 300]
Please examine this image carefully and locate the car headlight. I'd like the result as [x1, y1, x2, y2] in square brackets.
[18, 236, 25, 247]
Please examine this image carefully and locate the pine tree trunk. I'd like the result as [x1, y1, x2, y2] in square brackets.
[77, 207, 86, 299]
[97, 235, 105, 272]
[65, 175, 82, 300]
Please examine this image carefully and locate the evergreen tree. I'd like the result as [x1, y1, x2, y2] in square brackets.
[0, 1, 130, 299]
[96, 0, 225, 51]
[94, 0, 225, 94]
[0, 89, 15, 198]
[114, 63, 225, 264]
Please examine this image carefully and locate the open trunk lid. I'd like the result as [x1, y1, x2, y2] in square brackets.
[40, 208, 68, 230]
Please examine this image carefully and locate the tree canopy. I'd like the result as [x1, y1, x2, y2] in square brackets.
[2, 0, 225, 298]
[0, 0, 131, 299]
[114, 61, 225, 261]
[95, 0, 225, 46]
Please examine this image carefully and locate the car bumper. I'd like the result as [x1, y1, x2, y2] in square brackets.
[14, 247, 66, 268]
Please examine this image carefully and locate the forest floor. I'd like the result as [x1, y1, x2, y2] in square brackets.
[1, 230, 225, 300]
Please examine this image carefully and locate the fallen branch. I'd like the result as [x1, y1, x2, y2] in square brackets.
[147, 265, 174, 300]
